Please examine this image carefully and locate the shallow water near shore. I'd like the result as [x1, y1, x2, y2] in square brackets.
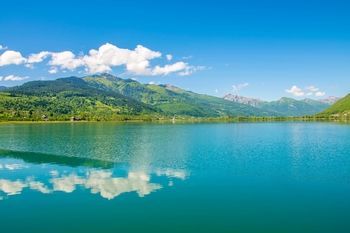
[0, 122, 349, 232]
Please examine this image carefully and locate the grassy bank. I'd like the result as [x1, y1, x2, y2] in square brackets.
[1, 115, 349, 124]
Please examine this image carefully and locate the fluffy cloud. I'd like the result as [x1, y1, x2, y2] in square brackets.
[166, 54, 173, 61]
[0, 50, 26, 66]
[0, 75, 28, 81]
[178, 65, 205, 76]
[286, 85, 326, 97]
[306, 85, 319, 93]
[306, 85, 325, 97]
[82, 43, 162, 75]
[48, 67, 58, 74]
[232, 83, 249, 93]
[80, 44, 197, 76]
[0, 45, 7, 50]
[152, 62, 188, 76]
[49, 51, 84, 70]
[0, 43, 201, 77]
[27, 51, 50, 63]
[315, 91, 326, 97]
[286, 85, 304, 97]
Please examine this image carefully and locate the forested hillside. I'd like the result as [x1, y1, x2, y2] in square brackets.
[0, 74, 273, 121]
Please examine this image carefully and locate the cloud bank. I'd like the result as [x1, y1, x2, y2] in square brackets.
[286, 85, 326, 97]
[0, 75, 28, 81]
[0, 43, 202, 77]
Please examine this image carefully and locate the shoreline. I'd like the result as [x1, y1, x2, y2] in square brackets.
[0, 116, 349, 124]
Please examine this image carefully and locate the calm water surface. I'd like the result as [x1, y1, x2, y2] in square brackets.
[0, 122, 349, 232]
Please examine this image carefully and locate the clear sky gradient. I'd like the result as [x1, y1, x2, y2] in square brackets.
[0, 0, 349, 100]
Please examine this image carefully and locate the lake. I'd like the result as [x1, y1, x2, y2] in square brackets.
[0, 122, 349, 233]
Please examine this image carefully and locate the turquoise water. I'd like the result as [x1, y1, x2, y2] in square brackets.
[0, 122, 349, 232]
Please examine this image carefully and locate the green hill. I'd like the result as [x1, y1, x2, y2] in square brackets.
[257, 97, 330, 116]
[83, 74, 275, 117]
[223, 95, 331, 116]
[0, 77, 157, 121]
[318, 94, 350, 118]
[0, 74, 275, 121]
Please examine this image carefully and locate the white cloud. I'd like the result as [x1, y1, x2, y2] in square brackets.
[178, 65, 205, 76]
[286, 85, 326, 97]
[82, 43, 162, 75]
[49, 51, 84, 70]
[232, 83, 249, 93]
[25, 63, 34, 69]
[27, 51, 50, 63]
[166, 54, 173, 61]
[286, 85, 305, 97]
[0, 45, 7, 50]
[152, 62, 188, 76]
[0, 75, 28, 81]
[315, 91, 326, 97]
[0, 50, 26, 66]
[306, 85, 319, 92]
[48, 67, 58, 74]
[0, 43, 201, 77]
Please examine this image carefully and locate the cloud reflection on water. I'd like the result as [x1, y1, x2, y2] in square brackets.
[0, 166, 187, 200]
[50, 170, 163, 199]
[0, 163, 28, 170]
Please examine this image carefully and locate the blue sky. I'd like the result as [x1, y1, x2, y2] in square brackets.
[0, 0, 349, 100]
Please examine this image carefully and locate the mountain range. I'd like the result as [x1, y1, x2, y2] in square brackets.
[0, 74, 273, 121]
[0, 74, 346, 121]
[223, 94, 337, 116]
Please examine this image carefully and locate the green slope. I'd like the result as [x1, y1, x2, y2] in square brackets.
[318, 94, 350, 117]
[0, 77, 157, 121]
[257, 97, 330, 116]
[1, 74, 293, 121]
[84, 74, 275, 117]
